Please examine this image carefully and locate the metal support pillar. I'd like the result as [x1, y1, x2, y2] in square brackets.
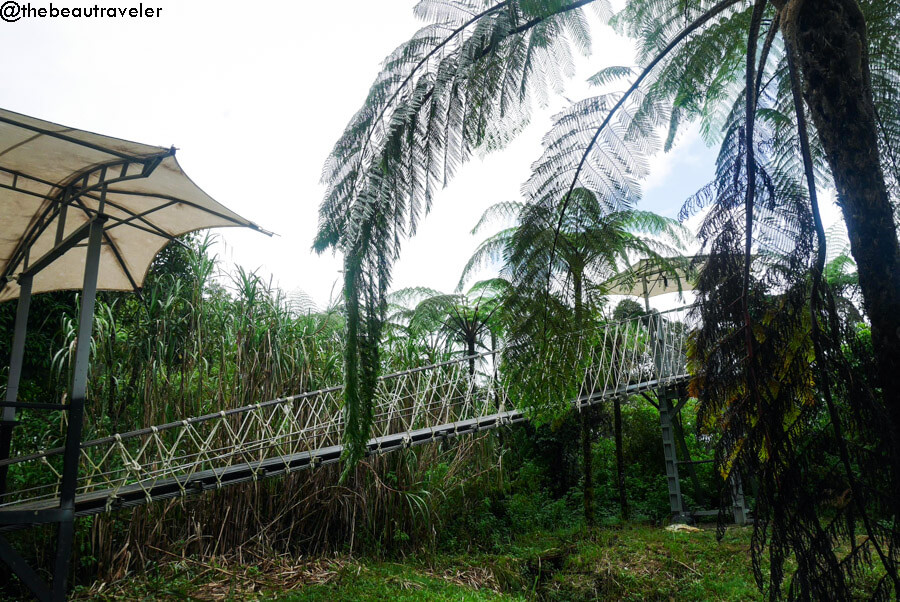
[650, 312, 688, 522]
[658, 391, 688, 522]
[0, 274, 32, 497]
[50, 218, 103, 600]
[641, 276, 650, 312]
[729, 471, 749, 526]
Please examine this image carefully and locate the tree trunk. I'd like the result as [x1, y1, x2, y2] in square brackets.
[573, 268, 595, 526]
[550, 437, 569, 496]
[581, 410, 595, 526]
[613, 395, 629, 520]
[785, 2, 900, 436]
[491, 331, 498, 383]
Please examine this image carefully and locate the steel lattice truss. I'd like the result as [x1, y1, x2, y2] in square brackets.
[0, 306, 694, 522]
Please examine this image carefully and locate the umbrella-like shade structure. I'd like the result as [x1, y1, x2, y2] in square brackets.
[605, 256, 703, 310]
[0, 108, 267, 301]
[0, 108, 265, 601]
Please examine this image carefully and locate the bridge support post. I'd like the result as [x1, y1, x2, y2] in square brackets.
[50, 217, 103, 600]
[649, 311, 688, 523]
[0, 274, 32, 497]
[729, 472, 749, 526]
[658, 389, 688, 523]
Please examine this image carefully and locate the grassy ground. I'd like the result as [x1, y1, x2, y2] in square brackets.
[74, 524, 761, 601]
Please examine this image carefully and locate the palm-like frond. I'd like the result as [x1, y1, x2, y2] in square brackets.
[465, 188, 687, 414]
[587, 65, 635, 87]
[316, 0, 605, 468]
[317, 0, 602, 256]
[457, 227, 517, 290]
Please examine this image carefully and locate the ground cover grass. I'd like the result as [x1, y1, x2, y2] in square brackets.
[72, 524, 763, 601]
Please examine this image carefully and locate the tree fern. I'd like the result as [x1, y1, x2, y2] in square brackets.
[316, 0, 606, 470]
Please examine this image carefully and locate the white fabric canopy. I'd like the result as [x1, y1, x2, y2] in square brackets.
[0, 108, 264, 302]
[604, 257, 702, 299]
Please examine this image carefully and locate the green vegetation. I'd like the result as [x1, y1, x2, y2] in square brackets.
[2, 0, 899, 599]
[280, 563, 513, 602]
[0, 235, 726, 600]
[0, 227, 884, 601]
[74, 526, 764, 601]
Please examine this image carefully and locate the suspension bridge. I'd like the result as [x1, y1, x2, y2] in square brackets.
[0, 306, 696, 523]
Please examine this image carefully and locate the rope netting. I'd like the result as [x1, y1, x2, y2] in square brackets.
[0, 306, 695, 514]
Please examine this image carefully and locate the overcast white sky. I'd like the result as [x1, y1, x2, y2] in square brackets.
[0, 1, 844, 310]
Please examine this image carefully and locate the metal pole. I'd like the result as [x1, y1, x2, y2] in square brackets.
[641, 275, 650, 312]
[51, 217, 104, 601]
[0, 275, 32, 497]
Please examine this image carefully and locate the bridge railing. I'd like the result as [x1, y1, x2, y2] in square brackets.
[0, 305, 694, 512]
[573, 306, 694, 403]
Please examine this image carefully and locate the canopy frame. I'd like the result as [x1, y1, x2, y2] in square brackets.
[0, 110, 261, 601]
[1, 154, 165, 291]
